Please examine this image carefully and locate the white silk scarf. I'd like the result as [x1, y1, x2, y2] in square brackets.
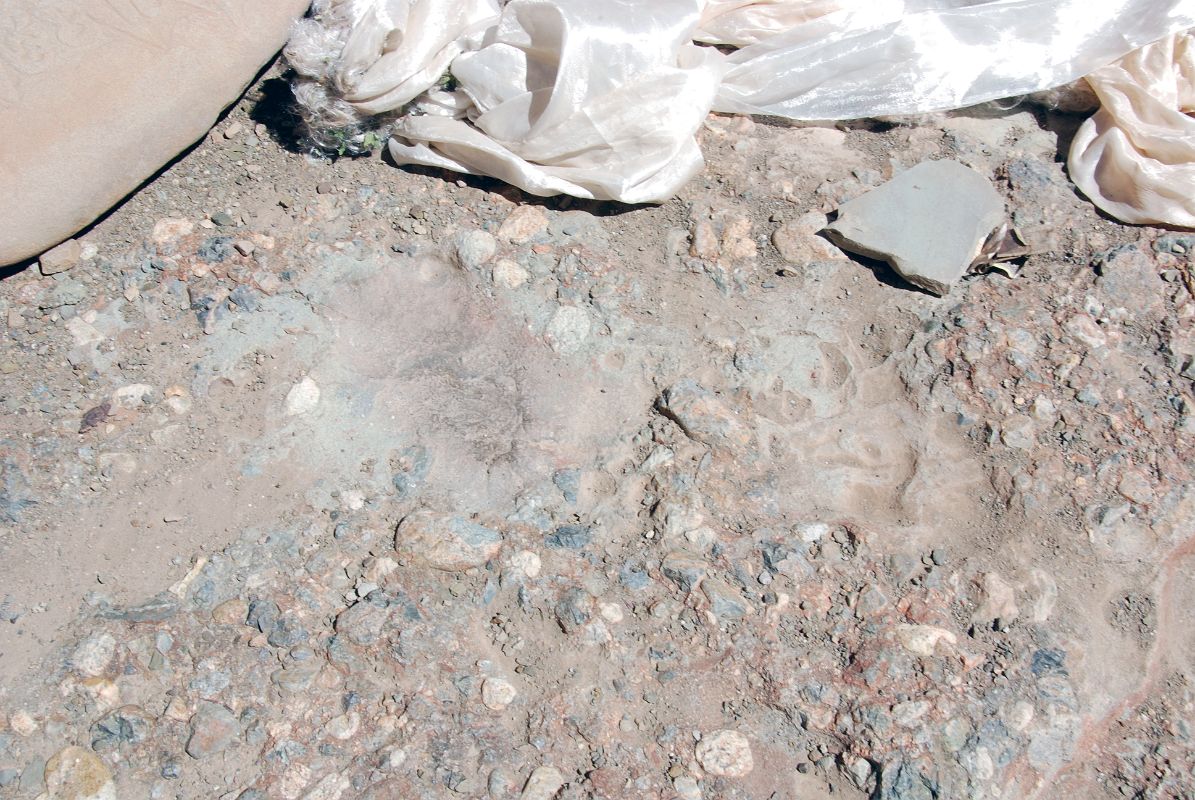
[289, 0, 1195, 222]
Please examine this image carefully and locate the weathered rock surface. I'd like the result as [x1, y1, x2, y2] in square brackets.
[0, 65, 1190, 800]
[395, 511, 503, 571]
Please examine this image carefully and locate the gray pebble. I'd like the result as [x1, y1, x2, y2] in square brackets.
[545, 524, 591, 550]
[90, 705, 153, 751]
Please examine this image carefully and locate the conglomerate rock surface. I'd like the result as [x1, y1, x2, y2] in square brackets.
[0, 68, 1192, 800]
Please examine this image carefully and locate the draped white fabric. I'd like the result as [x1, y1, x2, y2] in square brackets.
[291, 0, 1195, 220]
[334, 0, 500, 114]
[714, 0, 1195, 118]
[387, 0, 724, 203]
[1069, 33, 1195, 227]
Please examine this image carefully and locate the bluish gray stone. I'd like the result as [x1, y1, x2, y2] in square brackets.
[826, 160, 1005, 296]
[619, 563, 650, 591]
[198, 236, 234, 262]
[877, 759, 938, 800]
[266, 617, 308, 648]
[246, 599, 280, 633]
[702, 579, 750, 620]
[90, 705, 153, 751]
[554, 587, 593, 633]
[545, 524, 591, 550]
[1030, 648, 1067, 677]
[553, 469, 580, 504]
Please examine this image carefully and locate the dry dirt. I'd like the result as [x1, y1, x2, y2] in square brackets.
[0, 64, 1192, 800]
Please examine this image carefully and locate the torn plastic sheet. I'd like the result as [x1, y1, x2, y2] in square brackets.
[288, 0, 1195, 215]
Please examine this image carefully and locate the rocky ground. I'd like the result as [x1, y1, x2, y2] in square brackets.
[0, 64, 1193, 800]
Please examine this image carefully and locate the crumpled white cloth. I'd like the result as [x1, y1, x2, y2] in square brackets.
[289, 0, 1195, 217]
[1069, 33, 1195, 227]
[286, 0, 499, 131]
[389, 0, 724, 203]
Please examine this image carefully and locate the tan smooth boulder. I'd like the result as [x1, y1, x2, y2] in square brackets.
[0, 0, 311, 267]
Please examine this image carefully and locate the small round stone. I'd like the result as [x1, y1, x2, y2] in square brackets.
[493, 259, 530, 288]
[43, 746, 116, 800]
[9, 710, 37, 737]
[519, 765, 564, 800]
[324, 712, 360, 740]
[455, 230, 497, 269]
[509, 550, 541, 578]
[481, 677, 518, 711]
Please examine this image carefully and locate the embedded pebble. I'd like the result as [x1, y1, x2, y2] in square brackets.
[455, 230, 497, 269]
[185, 702, 239, 759]
[657, 381, 752, 448]
[69, 633, 116, 678]
[1001, 415, 1037, 450]
[498, 206, 548, 243]
[544, 306, 590, 354]
[42, 746, 116, 800]
[673, 775, 701, 800]
[509, 550, 542, 578]
[599, 602, 624, 623]
[39, 239, 84, 275]
[481, 678, 518, 711]
[284, 377, 320, 416]
[695, 730, 753, 777]
[661, 550, 708, 592]
[9, 710, 37, 737]
[151, 218, 194, 243]
[972, 573, 1020, 626]
[520, 765, 564, 800]
[896, 624, 958, 656]
[324, 712, 360, 740]
[493, 259, 529, 288]
[395, 511, 502, 571]
[771, 220, 846, 267]
[89, 706, 151, 751]
[702, 579, 752, 620]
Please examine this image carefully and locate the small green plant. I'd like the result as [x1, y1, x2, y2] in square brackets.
[436, 69, 459, 92]
[322, 128, 385, 157]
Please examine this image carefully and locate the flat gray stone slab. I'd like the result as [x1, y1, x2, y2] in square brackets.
[825, 160, 1005, 295]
